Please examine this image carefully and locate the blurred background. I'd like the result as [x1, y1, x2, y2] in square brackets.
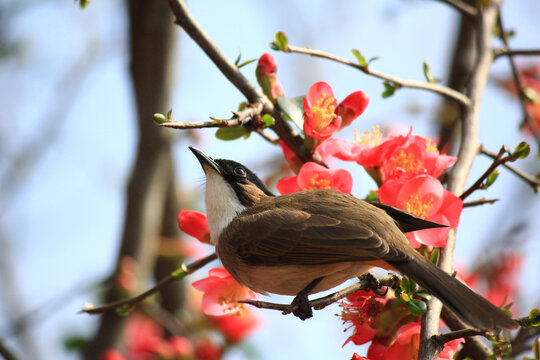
[0, 0, 539, 359]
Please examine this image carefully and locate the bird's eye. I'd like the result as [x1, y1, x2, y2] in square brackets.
[234, 167, 247, 177]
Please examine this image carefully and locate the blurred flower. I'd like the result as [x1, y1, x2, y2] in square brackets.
[115, 256, 138, 294]
[124, 313, 173, 360]
[194, 336, 223, 360]
[256, 52, 284, 102]
[209, 307, 263, 343]
[192, 267, 259, 316]
[351, 353, 371, 360]
[100, 349, 125, 360]
[279, 139, 303, 174]
[378, 175, 462, 248]
[178, 210, 211, 244]
[169, 336, 195, 359]
[276, 161, 353, 195]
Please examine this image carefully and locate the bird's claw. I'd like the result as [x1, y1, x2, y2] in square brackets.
[360, 273, 388, 296]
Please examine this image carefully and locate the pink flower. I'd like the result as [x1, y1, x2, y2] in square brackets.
[351, 353, 371, 360]
[194, 336, 223, 360]
[276, 161, 353, 195]
[303, 82, 369, 141]
[192, 267, 259, 316]
[279, 140, 303, 174]
[178, 210, 211, 244]
[124, 313, 173, 360]
[256, 52, 285, 102]
[209, 307, 263, 343]
[378, 175, 463, 248]
[304, 81, 342, 140]
[169, 336, 194, 358]
[337, 91, 370, 128]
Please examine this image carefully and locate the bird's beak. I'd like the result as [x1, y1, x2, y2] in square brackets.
[189, 146, 225, 176]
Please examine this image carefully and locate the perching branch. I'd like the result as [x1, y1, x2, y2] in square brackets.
[462, 198, 499, 207]
[165, 0, 323, 165]
[239, 274, 401, 315]
[480, 146, 540, 192]
[432, 0, 478, 17]
[81, 253, 217, 315]
[459, 146, 508, 200]
[160, 103, 263, 129]
[283, 44, 471, 107]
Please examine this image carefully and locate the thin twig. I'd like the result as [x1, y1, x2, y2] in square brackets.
[284, 44, 471, 107]
[497, 14, 540, 147]
[459, 146, 508, 200]
[432, 0, 478, 17]
[494, 48, 540, 59]
[239, 274, 401, 315]
[462, 198, 499, 207]
[160, 103, 262, 129]
[0, 339, 20, 360]
[481, 146, 540, 192]
[81, 253, 217, 315]
[255, 129, 280, 145]
[166, 0, 323, 165]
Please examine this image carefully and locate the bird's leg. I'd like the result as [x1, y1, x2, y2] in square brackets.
[359, 273, 388, 296]
[286, 276, 324, 320]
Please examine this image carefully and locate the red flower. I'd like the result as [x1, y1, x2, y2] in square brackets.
[378, 175, 463, 248]
[115, 256, 138, 294]
[256, 52, 285, 102]
[337, 91, 370, 128]
[351, 353, 371, 360]
[304, 81, 341, 140]
[276, 161, 353, 195]
[304, 82, 369, 141]
[178, 210, 211, 244]
[169, 336, 194, 358]
[279, 140, 303, 173]
[194, 336, 223, 360]
[100, 349, 125, 360]
[209, 307, 263, 343]
[124, 313, 173, 360]
[382, 322, 463, 360]
[192, 267, 259, 316]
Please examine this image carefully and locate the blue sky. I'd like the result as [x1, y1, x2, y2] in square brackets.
[1, 0, 539, 359]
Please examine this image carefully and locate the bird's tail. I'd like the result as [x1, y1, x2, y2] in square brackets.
[390, 255, 517, 330]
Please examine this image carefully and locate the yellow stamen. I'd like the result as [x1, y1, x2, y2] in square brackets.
[307, 173, 332, 190]
[354, 126, 383, 146]
[311, 93, 337, 132]
[425, 137, 439, 153]
[405, 189, 433, 219]
[393, 150, 422, 172]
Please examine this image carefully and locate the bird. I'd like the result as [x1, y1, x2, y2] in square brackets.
[189, 146, 517, 330]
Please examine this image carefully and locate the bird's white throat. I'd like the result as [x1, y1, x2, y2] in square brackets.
[204, 170, 246, 245]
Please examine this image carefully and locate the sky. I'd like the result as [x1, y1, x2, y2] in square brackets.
[1, 0, 539, 359]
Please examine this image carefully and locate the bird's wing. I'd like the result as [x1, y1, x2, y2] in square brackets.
[222, 207, 405, 266]
[366, 201, 448, 233]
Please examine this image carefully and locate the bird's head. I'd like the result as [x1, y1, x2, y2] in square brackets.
[189, 147, 274, 244]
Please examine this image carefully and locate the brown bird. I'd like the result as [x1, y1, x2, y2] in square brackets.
[190, 147, 517, 330]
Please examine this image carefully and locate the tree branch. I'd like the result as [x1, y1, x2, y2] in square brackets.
[160, 103, 263, 129]
[165, 0, 322, 164]
[462, 198, 499, 207]
[81, 253, 217, 315]
[494, 48, 540, 59]
[432, 0, 478, 17]
[480, 146, 540, 192]
[420, 2, 502, 359]
[239, 274, 401, 315]
[283, 44, 471, 107]
[459, 146, 508, 200]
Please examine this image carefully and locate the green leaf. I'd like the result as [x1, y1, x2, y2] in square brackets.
[512, 141, 530, 159]
[237, 58, 256, 69]
[352, 49, 367, 67]
[400, 276, 417, 294]
[406, 299, 427, 315]
[215, 126, 249, 141]
[171, 267, 187, 280]
[79, 0, 90, 9]
[238, 101, 247, 111]
[270, 31, 289, 51]
[365, 190, 379, 202]
[368, 56, 380, 66]
[277, 95, 305, 130]
[64, 335, 88, 352]
[152, 113, 168, 125]
[415, 293, 432, 301]
[528, 308, 540, 327]
[485, 170, 500, 188]
[115, 304, 132, 317]
[429, 248, 440, 266]
[423, 61, 435, 83]
[262, 114, 275, 127]
[166, 109, 173, 121]
[382, 81, 398, 98]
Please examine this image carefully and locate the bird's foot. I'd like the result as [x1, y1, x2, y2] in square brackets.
[359, 273, 388, 296]
[288, 293, 313, 320]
